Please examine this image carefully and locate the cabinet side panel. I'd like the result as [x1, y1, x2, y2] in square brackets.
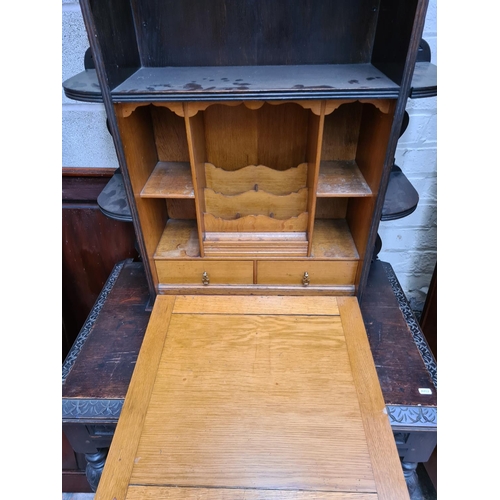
[372, 0, 421, 85]
[116, 105, 166, 288]
[86, 0, 140, 89]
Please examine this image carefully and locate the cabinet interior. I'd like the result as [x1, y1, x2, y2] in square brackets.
[115, 98, 395, 293]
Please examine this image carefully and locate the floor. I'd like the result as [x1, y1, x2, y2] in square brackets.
[62, 464, 436, 500]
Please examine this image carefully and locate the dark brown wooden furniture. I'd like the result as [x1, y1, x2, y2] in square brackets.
[62, 2, 434, 497]
[62, 168, 138, 361]
[62, 259, 436, 494]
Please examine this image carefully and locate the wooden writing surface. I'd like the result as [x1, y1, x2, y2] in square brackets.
[95, 295, 409, 500]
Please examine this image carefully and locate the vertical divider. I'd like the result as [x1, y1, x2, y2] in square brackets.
[184, 103, 207, 257]
[306, 100, 326, 256]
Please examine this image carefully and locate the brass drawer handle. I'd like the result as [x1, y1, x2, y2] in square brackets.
[202, 271, 210, 285]
[302, 272, 310, 286]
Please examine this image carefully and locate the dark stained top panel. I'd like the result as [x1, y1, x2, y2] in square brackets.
[63, 63, 405, 102]
[110, 64, 399, 101]
[410, 62, 437, 98]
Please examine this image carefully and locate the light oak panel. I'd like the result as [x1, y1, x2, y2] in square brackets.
[150, 106, 190, 162]
[203, 229, 309, 257]
[115, 104, 166, 287]
[140, 162, 194, 198]
[184, 108, 207, 255]
[204, 104, 259, 169]
[172, 295, 340, 315]
[127, 486, 379, 499]
[94, 296, 176, 500]
[321, 102, 363, 161]
[317, 160, 372, 197]
[156, 260, 254, 284]
[131, 312, 376, 492]
[311, 219, 360, 260]
[204, 188, 308, 219]
[154, 219, 200, 259]
[158, 284, 356, 296]
[165, 199, 197, 219]
[203, 212, 308, 232]
[314, 198, 349, 219]
[257, 261, 358, 286]
[205, 162, 307, 195]
[338, 297, 410, 500]
[305, 104, 325, 254]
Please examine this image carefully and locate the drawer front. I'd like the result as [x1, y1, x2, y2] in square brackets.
[156, 260, 254, 285]
[257, 261, 358, 286]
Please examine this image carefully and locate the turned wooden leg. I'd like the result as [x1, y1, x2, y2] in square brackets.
[402, 461, 419, 495]
[85, 448, 108, 492]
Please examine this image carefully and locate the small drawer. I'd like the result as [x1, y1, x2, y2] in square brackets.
[155, 260, 254, 285]
[256, 260, 358, 286]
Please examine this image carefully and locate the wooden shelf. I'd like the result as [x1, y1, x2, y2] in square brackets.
[316, 161, 372, 197]
[154, 219, 200, 259]
[140, 162, 194, 198]
[154, 218, 359, 261]
[311, 219, 360, 260]
[109, 64, 400, 102]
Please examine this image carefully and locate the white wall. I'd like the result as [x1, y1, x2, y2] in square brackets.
[61, 0, 437, 314]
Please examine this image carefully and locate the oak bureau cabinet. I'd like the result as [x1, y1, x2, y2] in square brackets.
[64, 1, 430, 498]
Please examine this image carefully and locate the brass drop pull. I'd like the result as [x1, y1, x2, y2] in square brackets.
[202, 271, 210, 285]
[302, 272, 310, 286]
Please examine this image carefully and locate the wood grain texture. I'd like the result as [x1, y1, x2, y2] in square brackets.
[257, 261, 358, 286]
[140, 162, 194, 198]
[155, 260, 254, 284]
[203, 212, 308, 232]
[203, 240, 308, 258]
[126, 486, 379, 499]
[151, 106, 190, 162]
[205, 162, 307, 195]
[355, 103, 395, 194]
[94, 296, 176, 500]
[310, 219, 360, 260]
[171, 295, 340, 316]
[115, 104, 167, 287]
[321, 102, 363, 161]
[203, 103, 309, 171]
[154, 219, 200, 259]
[130, 309, 376, 492]
[128, 1, 378, 66]
[314, 198, 349, 219]
[165, 199, 197, 219]
[305, 105, 325, 254]
[204, 188, 308, 219]
[158, 284, 355, 296]
[338, 297, 410, 500]
[317, 161, 372, 197]
[184, 108, 207, 255]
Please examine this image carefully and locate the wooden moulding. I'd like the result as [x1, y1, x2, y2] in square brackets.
[205, 162, 307, 195]
[157, 284, 356, 296]
[203, 231, 309, 258]
[203, 212, 309, 232]
[140, 161, 194, 198]
[204, 188, 308, 219]
[114, 99, 394, 120]
[93, 296, 176, 500]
